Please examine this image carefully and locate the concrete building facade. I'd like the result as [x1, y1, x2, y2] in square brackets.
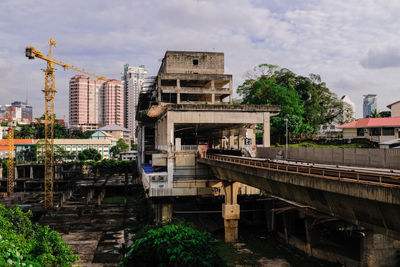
[69, 75, 124, 131]
[363, 94, 377, 118]
[122, 64, 148, 142]
[136, 51, 280, 226]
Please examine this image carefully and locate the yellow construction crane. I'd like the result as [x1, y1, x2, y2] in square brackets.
[7, 106, 14, 194]
[26, 38, 109, 209]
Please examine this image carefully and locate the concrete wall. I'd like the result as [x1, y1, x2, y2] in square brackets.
[390, 102, 400, 117]
[162, 51, 224, 74]
[257, 147, 400, 170]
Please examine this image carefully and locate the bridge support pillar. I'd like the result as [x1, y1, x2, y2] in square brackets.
[29, 166, 33, 179]
[361, 232, 400, 267]
[222, 181, 240, 243]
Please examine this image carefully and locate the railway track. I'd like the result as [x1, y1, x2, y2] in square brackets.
[206, 154, 400, 187]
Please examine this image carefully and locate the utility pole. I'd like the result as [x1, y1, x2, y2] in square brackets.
[284, 118, 288, 160]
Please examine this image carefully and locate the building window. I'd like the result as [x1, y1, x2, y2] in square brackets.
[193, 59, 198, 65]
[357, 128, 364, 136]
[371, 128, 381, 136]
[382, 127, 395, 136]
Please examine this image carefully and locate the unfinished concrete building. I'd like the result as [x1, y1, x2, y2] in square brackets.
[136, 51, 280, 223]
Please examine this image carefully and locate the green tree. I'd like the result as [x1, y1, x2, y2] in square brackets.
[123, 222, 223, 267]
[78, 148, 102, 161]
[238, 64, 305, 143]
[238, 64, 342, 142]
[14, 124, 35, 139]
[110, 139, 129, 158]
[379, 110, 391, 117]
[0, 205, 79, 266]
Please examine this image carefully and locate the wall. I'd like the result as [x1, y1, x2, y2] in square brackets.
[257, 147, 400, 170]
[390, 102, 400, 117]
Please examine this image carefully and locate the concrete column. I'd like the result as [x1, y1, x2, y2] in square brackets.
[30, 166, 33, 179]
[211, 80, 215, 104]
[263, 112, 270, 147]
[222, 181, 240, 243]
[141, 126, 145, 164]
[229, 80, 233, 104]
[177, 79, 181, 104]
[361, 232, 400, 267]
[166, 115, 174, 188]
[14, 167, 18, 179]
[157, 78, 161, 102]
[229, 135, 235, 149]
[0, 167, 2, 179]
[162, 203, 173, 221]
[265, 200, 275, 232]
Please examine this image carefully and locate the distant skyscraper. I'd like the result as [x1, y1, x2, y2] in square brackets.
[363, 94, 377, 118]
[0, 101, 32, 123]
[69, 75, 124, 131]
[122, 64, 148, 142]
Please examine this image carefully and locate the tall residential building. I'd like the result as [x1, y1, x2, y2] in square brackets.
[69, 75, 124, 131]
[122, 64, 148, 142]
[363, 94, 377, 118]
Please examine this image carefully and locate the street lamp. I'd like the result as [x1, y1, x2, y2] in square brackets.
[284, 118, 288, 160]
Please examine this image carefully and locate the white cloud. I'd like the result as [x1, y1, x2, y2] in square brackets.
[0, 0, 400, 118]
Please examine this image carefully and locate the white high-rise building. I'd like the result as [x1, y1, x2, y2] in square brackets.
[122, 64, 148, 143]
[341, 95, 356, 122]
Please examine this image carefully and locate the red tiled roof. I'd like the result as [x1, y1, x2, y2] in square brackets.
[338, 117, 400, 128]
[0, 139, 38, 145]
[0, 146, 15, 151]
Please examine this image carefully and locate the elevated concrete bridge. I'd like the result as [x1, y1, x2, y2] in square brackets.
[199, 154, 400, 266]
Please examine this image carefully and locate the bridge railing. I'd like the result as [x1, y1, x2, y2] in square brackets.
[256, 147, 400, 170]
[206, 154, 400, 187]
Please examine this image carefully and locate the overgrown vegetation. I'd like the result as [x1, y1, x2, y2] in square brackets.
[123, 220, 224, 267]
[238, 64, 346, 144]
[0, 205, 78, 266]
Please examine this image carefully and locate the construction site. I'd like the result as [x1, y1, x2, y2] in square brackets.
[3, 41, 400, 267]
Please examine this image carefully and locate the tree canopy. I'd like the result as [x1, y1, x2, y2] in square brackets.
[238, 64, 342, 143]
[0, 205, 78, 266]
[123, 222, 223, 267]
[78, 148, 102, 161]
[110, 139, 129, 158]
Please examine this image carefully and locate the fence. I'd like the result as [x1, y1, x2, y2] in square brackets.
[256, 147, 400, 170]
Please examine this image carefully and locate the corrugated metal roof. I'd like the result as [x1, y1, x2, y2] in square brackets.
[338, 117, 400, 128]
[0, 139, 38, 145]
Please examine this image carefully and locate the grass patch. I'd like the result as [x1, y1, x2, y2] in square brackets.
[102, 196, 126, 204]
[286, 142, 372, 148]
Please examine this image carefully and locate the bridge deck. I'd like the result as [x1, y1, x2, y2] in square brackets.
[205, 154, 400, 187]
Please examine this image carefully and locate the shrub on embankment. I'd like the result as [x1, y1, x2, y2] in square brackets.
[122, 220, 224, 267]
[0, 204, 79, 266]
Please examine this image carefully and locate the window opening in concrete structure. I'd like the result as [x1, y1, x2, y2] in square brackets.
[161, 79, 177, 86]
[193, 59, 198, 65]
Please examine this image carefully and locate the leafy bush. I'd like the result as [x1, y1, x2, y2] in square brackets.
[122, 222, 223, 267]
[0, 205, 79, 266]
[78, 148, 102, 161]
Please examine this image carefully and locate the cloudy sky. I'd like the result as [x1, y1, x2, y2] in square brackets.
[0, 0, 399, 119]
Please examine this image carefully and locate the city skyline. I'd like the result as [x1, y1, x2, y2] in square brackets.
[1, 1, 400, 118]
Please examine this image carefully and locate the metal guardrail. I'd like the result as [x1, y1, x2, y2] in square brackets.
[206, 154, 400, 187]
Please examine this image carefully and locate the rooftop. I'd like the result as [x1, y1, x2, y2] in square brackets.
[338, 117, 400, 128]
[98, 124, 130, 132]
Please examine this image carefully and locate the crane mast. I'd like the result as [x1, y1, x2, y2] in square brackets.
[7, 106, 14, 194]
[26, 38, 109, 209]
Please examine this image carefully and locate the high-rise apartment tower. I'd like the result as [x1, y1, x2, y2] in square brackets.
[122, 64, 148, 142]
[363, 94, 377, 118]
[69, 75, 123, 131]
